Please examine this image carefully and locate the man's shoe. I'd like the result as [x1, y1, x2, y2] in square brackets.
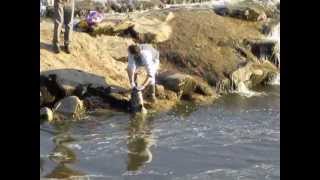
[53, 44, 61, 54]
[65, 45, 71, 54]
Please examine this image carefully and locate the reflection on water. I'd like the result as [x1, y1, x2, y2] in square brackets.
[41, 122, 86, 179]
[127, 114, 155, 171]
[44, 163, 84, 179]
[40, 85, 279, 180]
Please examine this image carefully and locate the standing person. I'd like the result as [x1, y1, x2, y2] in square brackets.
[127, 44, 160, 102]
[52, 0, 75, 54]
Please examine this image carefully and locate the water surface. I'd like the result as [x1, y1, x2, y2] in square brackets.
[40, 85, 280, 180]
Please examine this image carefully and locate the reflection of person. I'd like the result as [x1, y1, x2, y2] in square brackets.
[127, 114, 155, 171]
[127, 44, 160, 102]
[52, 0, 75, 54]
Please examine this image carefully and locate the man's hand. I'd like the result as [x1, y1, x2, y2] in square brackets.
[131, 82, 136, 88]
[136, 86, 145, 91]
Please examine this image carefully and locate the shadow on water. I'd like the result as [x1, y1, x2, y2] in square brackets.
[126, 113, 156, 172]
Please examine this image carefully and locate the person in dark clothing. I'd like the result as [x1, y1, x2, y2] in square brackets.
[52, 0, 75, 54]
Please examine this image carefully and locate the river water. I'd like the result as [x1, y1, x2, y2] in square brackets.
[40, 84, 280, 180]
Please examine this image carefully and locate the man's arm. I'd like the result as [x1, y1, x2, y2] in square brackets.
[127, 54, 136, 88]
[139, 75, 152, 90]
[137, 52, 155, 90]
[127, 68, 136, 88]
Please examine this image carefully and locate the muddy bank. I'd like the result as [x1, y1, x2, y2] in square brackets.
[40, 4, 279, 122]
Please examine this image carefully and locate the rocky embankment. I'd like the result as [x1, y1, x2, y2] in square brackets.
[40, 1, 279, 122]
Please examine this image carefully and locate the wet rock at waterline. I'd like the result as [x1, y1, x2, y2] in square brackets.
[158, 73, 197, 98]
[157, 72, 214, 99]
[54, 96, 85, 119]
[41, 69, 109, 97]
[40, 107, 54, 122]
[216, 78, 233, 94]
[40, 75, 64, 107]
[40, 87, 55, 107]
[244, 39, 279, 63]
[231, 61, 278, 89]
[85, 84, 131, 110]
[83, 96, 110, 110]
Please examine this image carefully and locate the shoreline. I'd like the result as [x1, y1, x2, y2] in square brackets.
[40, 2, 279, 122]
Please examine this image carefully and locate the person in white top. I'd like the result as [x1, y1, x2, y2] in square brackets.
[127, 44, 160, 102]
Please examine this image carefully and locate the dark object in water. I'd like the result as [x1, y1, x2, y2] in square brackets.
[130, 87, 147, 114]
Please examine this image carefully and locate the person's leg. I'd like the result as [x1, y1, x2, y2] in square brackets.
[149, 59, 160, 102]
[64, 0, 74, 53]
[134, 73, 138, 87]
[53, 0, 64, 53]
[147, 74, 157, 102]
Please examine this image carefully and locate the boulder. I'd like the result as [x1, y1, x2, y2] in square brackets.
[213, 7, 231, 16]
[244, 39, 278, 62]
[229, 7, 266, 21]
[157, 73, 197, 98]
[157, 72, 215, 98]
[83, 96, 110, 110]
[215, 0, 273, 22]
[194, 80, 214, 96]
[231, 61, 278, 89]
[91, 11, 173, 43]
[54, 96, 85, 119]
[40, 86, 56, 107]
[155, 84, 166, 99]
[40, 75, 64, 107]
[216, 78, 232, 94]
[41, 69, 109, 98]
[86, 84, 130, 110]
[40, 107, 54, 122]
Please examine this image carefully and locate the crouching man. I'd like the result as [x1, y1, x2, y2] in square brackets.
[127, 44, 160, 102]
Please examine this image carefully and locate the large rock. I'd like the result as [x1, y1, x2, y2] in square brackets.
[83, 96, 110, 110]
[54, 96, 85, 119]
[157, 9, 263, 88]
[231, 61, 278, 89]
[244, 39, 279, 66]
[89, 11, 174, 43]
[216, 78, 233, 94]
[228, 7, 266, 21]
[41, 69, 109, 98]
[40, 75, 64, 107]
[40, 86, 55, 107]
[194, 79, 214, 96]
[214, 0, 278, 22]
[158, 73, 197, 98]
[158, 72, 215, 98]
[85, 84, 131, 110]
[105, 0, 164, 13]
